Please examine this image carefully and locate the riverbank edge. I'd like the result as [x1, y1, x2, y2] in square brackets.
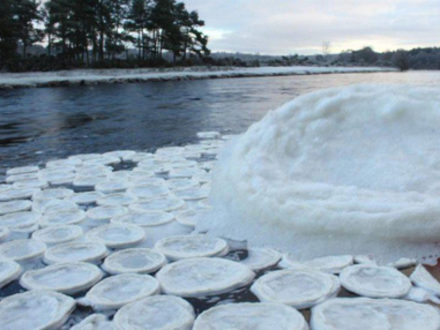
[0, 66, 397, 89]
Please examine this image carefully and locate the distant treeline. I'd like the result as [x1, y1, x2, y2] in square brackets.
[214, 47, 440, 71]
[0, 0, 210, 71]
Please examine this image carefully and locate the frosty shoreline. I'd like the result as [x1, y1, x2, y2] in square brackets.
[0, 65, 396, 89]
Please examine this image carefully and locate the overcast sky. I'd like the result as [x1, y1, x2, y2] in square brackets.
[183, 0, 440, 55]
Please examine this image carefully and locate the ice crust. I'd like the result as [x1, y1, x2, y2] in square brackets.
[200, 85, 440, 264]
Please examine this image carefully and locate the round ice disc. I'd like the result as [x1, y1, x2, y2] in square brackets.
[71, 314, 115, 330]
[173, 208, 198, 227]
[113, 295, 194, 330]
[239, 248, 282, 271]
[74, 175, 109, 188]
[35, 199, 78, 214]
[311, 297, 440, 330]
[0, 290, 75, 329]
[0, 259, 21, 288]
[86, 205, 128, 222]
[0, 211, 39, 229]
[33, 187, 74, 200]
[173, 186, 209, 201]
[193, 302, 308, 330]
[97, 193, 137, 206]
[251, 269, 340, 309]
[0, 239, 46, 262]
[388, 257, 417, 269]
[71, 191, 104, 205]
[102, 248, 167, 274]
[6, 172, 39, 183]
[95, 180, 129, 193]
[304, 255, 354, 274]
[13, 179, 47, 189]
[20, 262, 103, 294]
[111, 211, 174, 227]
[80, 273, 160, 310]
[0, 200, 32, 215]
[130, 196, 185, 213]
[44, 241, 108, 264]
[40, 209, 85, 227]
[6, 165, 39, 176]
[86, 223, 145, 249]
[154, 235, 228, 260]
[410, 264, 440, 296]
[126, 184, 170, 201]
[166, 178, 199, 191]
[339, 264, 411, 298]
[32, 225, 83, 245]
[156, 257, 255, 297]
[0, 186, 38, 202]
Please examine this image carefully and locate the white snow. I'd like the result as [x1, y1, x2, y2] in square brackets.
[339, 264, 411, 298]
[0, 66, 394, 89]
[311, 297, 440, 330]
[193, 302, 308, 330]
[0, 290, 75, 329]
[156, 257, 255, 297]
[200, 85, 440, 264]
[250, 269, 340, 309]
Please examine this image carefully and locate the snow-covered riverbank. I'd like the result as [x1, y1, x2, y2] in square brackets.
[0, 65, 396, 89]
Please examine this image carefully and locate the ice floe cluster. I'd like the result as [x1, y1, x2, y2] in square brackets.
[0, 130, 440, 329]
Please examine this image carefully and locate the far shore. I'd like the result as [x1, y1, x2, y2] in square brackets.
[0, 66, 397, 89]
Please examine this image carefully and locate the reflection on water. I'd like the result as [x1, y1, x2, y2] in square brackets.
[0, 71, 439, 171]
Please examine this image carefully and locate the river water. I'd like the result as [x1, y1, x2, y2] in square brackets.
[0, 71, 439, 172]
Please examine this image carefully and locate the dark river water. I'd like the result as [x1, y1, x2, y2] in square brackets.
[1, 70, 439, 172]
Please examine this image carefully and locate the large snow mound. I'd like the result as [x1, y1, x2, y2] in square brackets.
[198, 84, 440, 264]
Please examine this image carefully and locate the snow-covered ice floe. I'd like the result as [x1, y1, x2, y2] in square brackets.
[0, 66, 395, 89]
[113, 295, 195, 330]
[0, 290, 75, 329]
[311, 297, 440, 330]
[20, 262, 103, 294]
[200, 85, 440, 264]
[156, 257, 255, 297]
[78, 273, 160, 310]
[102, 248, 167, 274]
[251, 269, 340, 309]
[339, 264, 411, 298]
[193, 302, 308, 330]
